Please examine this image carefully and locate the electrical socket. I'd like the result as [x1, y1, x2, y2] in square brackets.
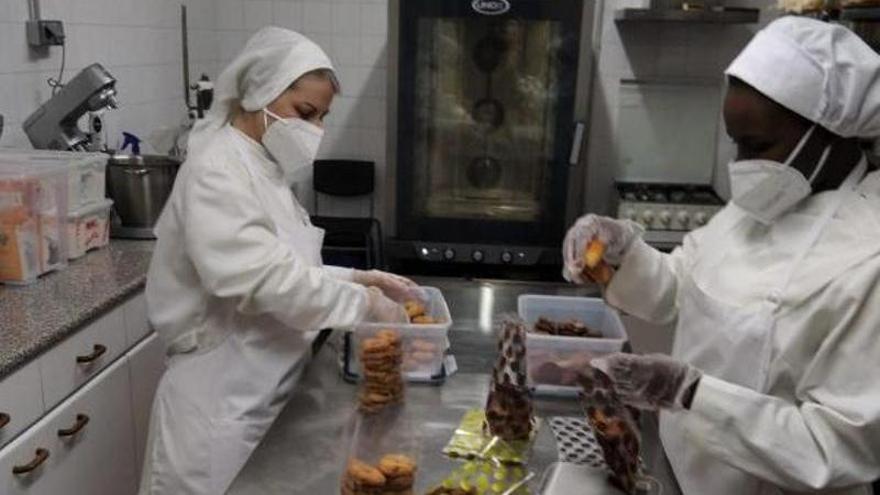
[26, 20, 65, 48]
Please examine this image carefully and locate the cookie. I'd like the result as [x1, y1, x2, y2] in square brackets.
[375, 329, 401, 344]
[411, 315, 436, 324]
[404, 301, 426, 319]
[378, 454, 416, 478]
[346, 459, 387, 487]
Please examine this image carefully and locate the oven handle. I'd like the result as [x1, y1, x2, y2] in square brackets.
[568, 121, 585, 166]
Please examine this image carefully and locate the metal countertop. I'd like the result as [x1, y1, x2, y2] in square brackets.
[227, 278, 682, 494]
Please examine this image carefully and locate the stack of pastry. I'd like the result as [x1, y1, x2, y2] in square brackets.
[359, 330, 405, 414]
[341, 455, 416, 495]
[484, 318, 534, 442]
[405, 300, 437, 324]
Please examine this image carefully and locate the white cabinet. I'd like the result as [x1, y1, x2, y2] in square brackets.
[0, 357, 137, 495]
[126, 332, 165, 479]
[123, 294, 151, 347]
[0, 361, 44, 449]
[40, 305, 127, 411]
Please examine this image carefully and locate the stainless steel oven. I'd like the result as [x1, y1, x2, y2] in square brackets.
[387, 0, 597, 269]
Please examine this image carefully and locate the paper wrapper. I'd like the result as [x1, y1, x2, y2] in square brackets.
[443, 409, 539, 466]
[579, 368, 642, 495]
[427, 460, 533, 495]
[484, 318, 533, 442]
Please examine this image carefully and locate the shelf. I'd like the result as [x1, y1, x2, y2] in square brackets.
[841, 6, 880, 21]
[615, 7, 760, 24]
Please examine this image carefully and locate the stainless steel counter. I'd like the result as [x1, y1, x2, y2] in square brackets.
[227, 278, 682, 494]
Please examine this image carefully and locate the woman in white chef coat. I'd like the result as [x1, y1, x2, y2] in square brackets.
[564, 18, 880, 495]
[139, 28, 417, 494]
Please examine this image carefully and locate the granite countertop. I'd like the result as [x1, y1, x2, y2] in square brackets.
[0, 240, 156, 379]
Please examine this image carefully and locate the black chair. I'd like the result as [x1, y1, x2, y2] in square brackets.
[310, 159, 383, 269]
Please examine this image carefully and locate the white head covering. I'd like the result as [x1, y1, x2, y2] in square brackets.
[726, 16, 880, 142]
[188, 27, 337, 154]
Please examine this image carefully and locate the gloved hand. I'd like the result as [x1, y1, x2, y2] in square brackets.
[365, 287, 409, 323]
[562, 215, 643, 285]
[590, 353, 702, 411]
[353, 269, 422, 303]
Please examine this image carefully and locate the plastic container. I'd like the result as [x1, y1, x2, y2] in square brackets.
[66, 199, 113, 259]
[518, 295, 628, 395]
[346, 287, 452, 382]
[0, 163, 68, 284]
[0, 150, 107, 211]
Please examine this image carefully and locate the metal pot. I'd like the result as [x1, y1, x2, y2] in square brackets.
[106, 154, 181, 239]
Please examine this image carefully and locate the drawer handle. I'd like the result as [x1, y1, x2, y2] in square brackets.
[57, 414, 90, 438]
[76, 344, 107, 364]
[0, 412, 9, 429]
[12, 448, 49, 475]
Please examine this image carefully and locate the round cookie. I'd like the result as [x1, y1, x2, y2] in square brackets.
[377, 454, 416, 478]
[346, 459, 387, 487]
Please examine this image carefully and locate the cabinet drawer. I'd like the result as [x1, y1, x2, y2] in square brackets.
[40, 305, 127, 411]
[0, 357, 137, 495]
[123, 293, 151, 347]
[0, 361, 44, 449]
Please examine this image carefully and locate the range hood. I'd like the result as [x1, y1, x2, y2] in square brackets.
[616, 0, 760, 24]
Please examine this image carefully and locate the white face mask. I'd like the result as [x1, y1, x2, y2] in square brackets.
[262, 109, 324, 185]
[728, 125, 830, 225]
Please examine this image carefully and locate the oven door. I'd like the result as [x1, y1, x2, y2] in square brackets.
[395, 0, 584, 246]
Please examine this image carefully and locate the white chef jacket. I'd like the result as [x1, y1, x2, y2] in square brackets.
[606, 170, 880, 494]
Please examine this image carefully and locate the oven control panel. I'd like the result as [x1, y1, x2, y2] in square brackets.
[615, 183, 725, 248]
[391, 241, 560, 266]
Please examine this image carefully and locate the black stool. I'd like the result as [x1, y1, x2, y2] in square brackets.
[310, 159, 383, 269]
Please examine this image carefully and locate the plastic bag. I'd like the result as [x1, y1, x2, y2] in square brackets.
[341, 407, 420, 494]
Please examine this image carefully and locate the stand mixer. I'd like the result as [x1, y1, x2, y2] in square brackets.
[22, 63, 117, 151]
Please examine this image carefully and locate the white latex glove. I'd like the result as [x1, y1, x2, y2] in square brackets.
[591, 353, 703, 411]
[353, 269, 422, 303]
[365, 287, 409, 323]
[562, 214, 643, 284]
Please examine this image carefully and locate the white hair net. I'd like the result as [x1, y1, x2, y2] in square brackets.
[187, 27, 337, 154]
[726, 17, 880, 143]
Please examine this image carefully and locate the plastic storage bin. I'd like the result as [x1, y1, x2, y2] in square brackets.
[67, 199, 113, 259]
[0, 163, 68, 284]
[345, 287, 452, 382]
[0, 150, 107, 211]
[518, 295, 628, 394]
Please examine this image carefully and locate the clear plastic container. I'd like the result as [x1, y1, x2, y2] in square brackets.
[341, 408, 421, 493]
[518, 295, 628, 394]
[347, 287, 452, 382]
[0, 163, 68, 284]
[0, 150, 107, 211]
[67, 199, 113, 259]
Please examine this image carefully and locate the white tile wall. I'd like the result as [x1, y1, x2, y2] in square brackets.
[0, 0, 226, 151]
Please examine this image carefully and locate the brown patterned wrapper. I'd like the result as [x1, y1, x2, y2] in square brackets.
[484, 318, 533, 442]
[579, 367, 642, 495]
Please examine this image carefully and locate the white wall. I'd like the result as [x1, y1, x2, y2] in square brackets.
[0, 0, 222, 151]
[582, 0, 780, 215]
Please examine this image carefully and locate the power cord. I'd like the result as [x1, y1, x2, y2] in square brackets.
[47, 42, 66, 95]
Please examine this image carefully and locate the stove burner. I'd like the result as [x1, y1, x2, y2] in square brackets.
[616, 182, 722, 205]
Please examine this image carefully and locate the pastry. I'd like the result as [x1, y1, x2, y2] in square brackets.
[584, 239, 606, 269]
[411, 315, 436, 324]
[341, 455, 416, 495]
[532, 317, 602, 338]
[359, 331, 405, 414]
[404, 300, 426, 319]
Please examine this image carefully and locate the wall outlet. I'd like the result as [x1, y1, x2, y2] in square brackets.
[26, 20, 65, 47]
